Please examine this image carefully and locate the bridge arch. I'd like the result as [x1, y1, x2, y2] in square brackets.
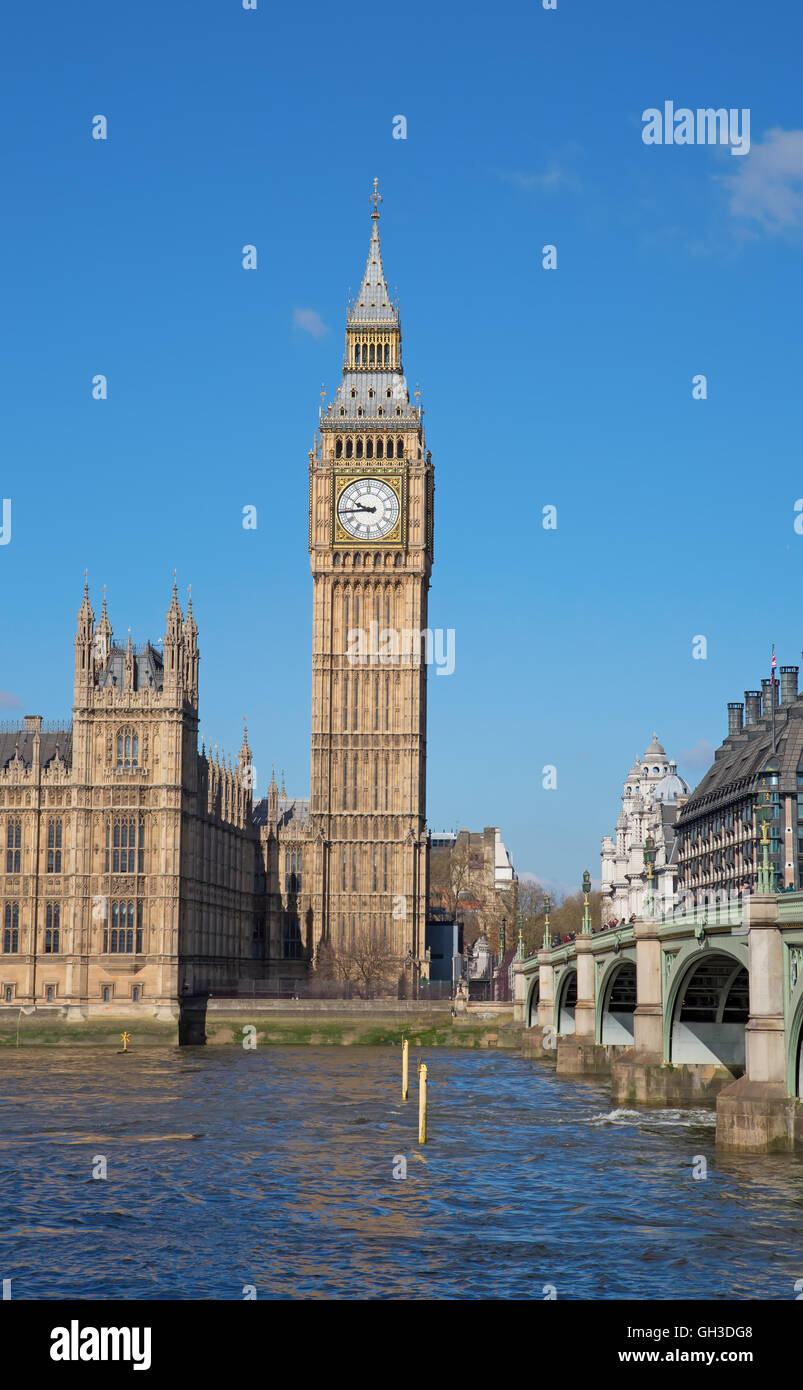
[785, 980, 803, 1096]
[555, 967, 577, 1035]
[664, 946, 749, 1070]
[525, 975, 540, 1028]
[597, 956, 637, 1045]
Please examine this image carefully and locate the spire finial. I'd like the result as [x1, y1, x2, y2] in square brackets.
[370, 176, 382, 220]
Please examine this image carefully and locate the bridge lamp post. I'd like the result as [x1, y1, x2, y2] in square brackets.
[757, 784, 774, 895]
[515, 909, 525, 960]
[542, 894, 552, 951]
[581, 869, 592, 935]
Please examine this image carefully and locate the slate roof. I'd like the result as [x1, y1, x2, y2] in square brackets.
[676, 701, 803, 825]
[278, 796, 310, 831]
[98, 644, 164, 693]
[251, 796, 311, 831]
[0, 726, 73, 771]
[324, 370, 419, 428]
[349, 216, 397, 324]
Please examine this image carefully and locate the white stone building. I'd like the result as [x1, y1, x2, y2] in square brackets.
[600, 735, 690, 925]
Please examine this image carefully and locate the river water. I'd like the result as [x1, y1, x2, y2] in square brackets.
[1, 1046, 802, 1300]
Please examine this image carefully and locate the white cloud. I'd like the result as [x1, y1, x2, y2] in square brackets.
[293, 308, 328, 339]
[494, 166, 579, 195]
[678, 739, 714, 771]
[723, 128, 803, 231]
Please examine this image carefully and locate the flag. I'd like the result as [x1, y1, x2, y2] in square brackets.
[771, 644, 776, 688]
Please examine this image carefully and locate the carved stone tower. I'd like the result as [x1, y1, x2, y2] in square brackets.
[309, 181, 434, 979]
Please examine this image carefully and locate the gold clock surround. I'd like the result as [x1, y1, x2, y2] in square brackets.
[332, 468, 405, 547]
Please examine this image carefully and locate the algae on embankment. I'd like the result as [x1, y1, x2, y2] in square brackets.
[0, 1013, 519, 1049]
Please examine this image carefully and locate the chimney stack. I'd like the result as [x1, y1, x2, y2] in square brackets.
[781, 665, 799, 705]
[761, 678, 778, 719]
[728, 702, 744, 736]
[745, 691, 761, 726]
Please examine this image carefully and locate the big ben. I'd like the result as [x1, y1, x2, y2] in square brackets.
[308, 180, 433, 981]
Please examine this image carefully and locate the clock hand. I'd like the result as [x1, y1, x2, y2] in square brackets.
[342, 503, 377, 513]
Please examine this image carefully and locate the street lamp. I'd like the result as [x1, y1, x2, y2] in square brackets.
[582, 868, 592, 935]
[542, 894, 552, 950]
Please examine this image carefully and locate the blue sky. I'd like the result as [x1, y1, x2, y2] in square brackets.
[2, 0, 803, 891]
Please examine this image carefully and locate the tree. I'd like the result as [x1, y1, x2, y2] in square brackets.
[314, 932, 401, 997]
[429, 840, 471, 920]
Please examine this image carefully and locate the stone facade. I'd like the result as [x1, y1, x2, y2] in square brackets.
[0, 185, 433, 1017]
[676, 664, 803, 896]
[600, 735, 689, 924]
[0, 584, 263, 1018]
[307, 183, 433, 977]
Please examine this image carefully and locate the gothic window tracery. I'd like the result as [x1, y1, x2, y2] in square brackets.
[45, 903, 60, 953]
[46, 819, 62, 873]
[6, 817, 21, 873]
[3, 903, 19, 952]
[116, 728, 139, 771]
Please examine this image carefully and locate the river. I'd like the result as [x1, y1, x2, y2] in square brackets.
[1, 1046, 802, 1299]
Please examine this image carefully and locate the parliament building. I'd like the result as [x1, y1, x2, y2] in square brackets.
[0, 184, 434, 1018]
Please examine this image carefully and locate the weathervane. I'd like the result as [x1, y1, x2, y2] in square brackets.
[370, 177, 382, 218]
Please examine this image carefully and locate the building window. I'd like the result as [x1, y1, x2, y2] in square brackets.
[102, 985, 111, 1002]
[116, 728, 139, 771]
[103, 901, 143, 953]
[106, 816, 145, 873]
[132, 985, 141, 1002]
[285, 850, 302, 894]
[282, 913, 303, 959]
[4, 986, 11, 1003]
[46, 986, 54, 1003]
[6, 818, 21, 874]
[3, 904, 19, 953]
[45, 903, 60, 953]
[46, 818, 63, 873]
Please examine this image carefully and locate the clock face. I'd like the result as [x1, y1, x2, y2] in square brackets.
[336, 477, 400, 540]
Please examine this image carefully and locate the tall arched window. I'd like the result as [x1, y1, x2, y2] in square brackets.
[106, 816, 145, 873]
[116, 728, 139, 771]
[356, 439, 363, 458]
[46, 819, 62, 873]
[377, 438, 384, 458]
[355, 344, 361, 365]
[346, 438, 353, 458]
[3, 903, 19, 953]
[6, 818, 21, 873]
[366, 438, 373, 458]
[45, 903, 60, 953]
[384, 343, 390, 365]
[386, 437, 394, 457]
[369, 343, 375, 365]
[335, 437, 343, 458]
[105, 901, 142, 954]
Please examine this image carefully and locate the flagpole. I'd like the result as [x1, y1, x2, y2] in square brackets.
[771, 644, 777, 754]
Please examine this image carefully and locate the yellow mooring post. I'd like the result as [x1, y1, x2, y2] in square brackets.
[418, 1063, 428, 1145]
[402, 1037, 409, 1101]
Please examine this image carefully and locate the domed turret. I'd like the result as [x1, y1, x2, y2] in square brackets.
[652, 760, 690, 806]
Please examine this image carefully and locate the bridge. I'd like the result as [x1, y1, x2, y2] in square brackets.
[512, 889, 803, 1151]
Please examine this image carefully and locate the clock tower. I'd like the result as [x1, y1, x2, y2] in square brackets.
[308, 181, 434, 981]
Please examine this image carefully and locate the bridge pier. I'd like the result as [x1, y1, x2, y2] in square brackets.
[717, 895, 799, 1151]
[609, 920, 728, 1103]
[557, 936, 612, 1076]
[521, 950, 557, 1061]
